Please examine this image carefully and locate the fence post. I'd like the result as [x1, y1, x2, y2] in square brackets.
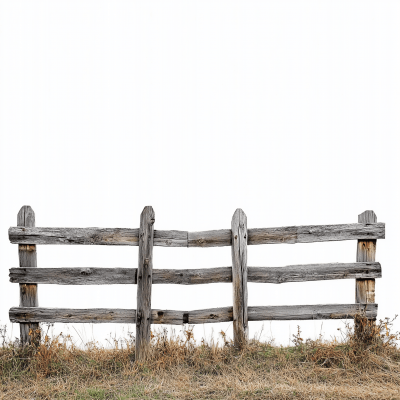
[231, 208, 248, 349]
[355, 210, 376, 334]
[17, 206, 39, 345]
[136, 206, 155, 362]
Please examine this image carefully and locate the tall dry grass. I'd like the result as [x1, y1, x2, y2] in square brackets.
[1, 315, 400, 399]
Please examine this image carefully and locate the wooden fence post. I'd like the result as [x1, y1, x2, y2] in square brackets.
[18, 206, 39, 345]
[355, 210, 376, 335]
[231, 208, 248, 349]
[136, 206, 155, 362]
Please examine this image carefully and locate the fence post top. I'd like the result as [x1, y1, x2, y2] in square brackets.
[232, 208, 246, 218]
[358, 210, 377, 224]
[17, 206, 35, 227]
[140, 206, 155, 220]
[18, 205, 34, 214]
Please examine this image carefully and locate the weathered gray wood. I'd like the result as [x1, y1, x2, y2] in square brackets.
[136, 206, 155, 362]
[231, 209, 248, 348]
[9, 223, 385, 247]
[153, 267, 232, 284]
[7, 227, 185, 247]
[247, 262, 382, 283]
[8, 227, 140, 245]
[356, 211, 377, 305]
[248, 223, 385, 245]
[188, 230, 231, 247]
[18, 206, 39, 345]
[247, 303, 378, 321]
[9, 303, 378, 324]
[151, 307, 234, 325]
[154, 230, 187, 247]
[10, 268, 138, 285]
[9, 262, 382, 285]
[10, 308, 136, 323]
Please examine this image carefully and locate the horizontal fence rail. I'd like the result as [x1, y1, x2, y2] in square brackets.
[9, 262, 382, 285]
[8, 223, 385, 247]
[9, 304, 378, 324]
[8, 205, 385, 359]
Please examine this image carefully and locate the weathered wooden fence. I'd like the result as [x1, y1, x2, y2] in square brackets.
[8, 206, 385, 360]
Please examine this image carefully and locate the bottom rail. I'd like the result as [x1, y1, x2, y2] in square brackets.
[10, 303, 377, 325]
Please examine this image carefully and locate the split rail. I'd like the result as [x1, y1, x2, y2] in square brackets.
[8, 206, 385, 360]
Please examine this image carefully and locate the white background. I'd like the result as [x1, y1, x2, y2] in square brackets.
[0, 1, 399, 347]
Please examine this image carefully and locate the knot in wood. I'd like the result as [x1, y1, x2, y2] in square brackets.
[90, 235, 100, 243]
[277, 276, 286, 284]
[144, 258, 149, 266]
[137, 311, 143, 323]
[80, 268, 92, 275]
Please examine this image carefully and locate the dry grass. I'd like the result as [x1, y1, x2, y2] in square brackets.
[1, 316, 400, 399]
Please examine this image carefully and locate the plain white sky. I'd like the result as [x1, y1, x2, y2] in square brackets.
[0, 1, 399, 347]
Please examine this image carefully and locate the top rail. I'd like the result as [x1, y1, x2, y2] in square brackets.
[8, 222, 385, 247]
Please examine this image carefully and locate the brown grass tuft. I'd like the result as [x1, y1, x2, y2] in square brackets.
[1, 315, 400, 399]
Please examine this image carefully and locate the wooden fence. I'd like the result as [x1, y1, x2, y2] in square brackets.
[8, 206, 385, 360]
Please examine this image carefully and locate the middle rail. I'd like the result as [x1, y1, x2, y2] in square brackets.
[10, 262, 381, 285]
[10, 303, 378, 324]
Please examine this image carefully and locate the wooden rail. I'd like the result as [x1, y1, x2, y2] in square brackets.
[8, 223, 385, 247]
[7, 206, 385, 359]
[9, 262, 382, 285]
[10, 304, 378, 324]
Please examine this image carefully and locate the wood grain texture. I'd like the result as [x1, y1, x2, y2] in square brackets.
[9, 262, 381, 285]
[151, 307, 234, 325]
[9, 303, 378, 324]
[9, 223, 385, 247]
[18, 206, 39, 345]
[356, 211, 377, 304]
[154, 230, 187, 247]
[188, 230, 231, 247]
[152, 267, 232, 284]
[10, 308, 136, 323]
[247, 262, 382, 283]
[9, 227, 139, 245]
[136, 206, 155, 362]
[231, 209, 248, 348]
[10, 268, 138, 285]
[248, 223, 385, 245]
[247, 303, 378, 321]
